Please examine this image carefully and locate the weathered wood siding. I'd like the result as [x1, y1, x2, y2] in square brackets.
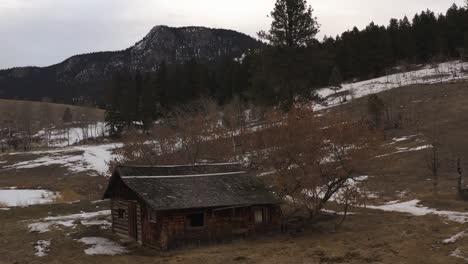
[111, 199, 131, 238]
[142, 205, 282, 249]
[136, 203, 142, 244]
[111, 199, 143, 242]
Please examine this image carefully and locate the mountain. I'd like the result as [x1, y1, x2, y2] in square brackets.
[0, 26, 261, 105]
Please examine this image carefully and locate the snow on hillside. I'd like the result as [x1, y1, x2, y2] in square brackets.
[28, 210, 111, 233]
[0, 189, 59, 207]
[368, 199, 468, 224]
[36, 122, 107, 147]
[315, 61, 468, 111]
[3, 143, 122, 176]
[77, 237, 127, 255]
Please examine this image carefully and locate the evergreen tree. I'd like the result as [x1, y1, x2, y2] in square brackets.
[465, 32, 468, 60]
[368, 95, 385, 128]
[258, 0, 319, 48]
[105, 71, 132, 137]
[105, 110, 126, 138]
[329, 65, 342, 93]
[62, 107, 73, 124]
[140, 73, 156, 130]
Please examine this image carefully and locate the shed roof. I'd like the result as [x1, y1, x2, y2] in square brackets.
[104, 164, 280, 211]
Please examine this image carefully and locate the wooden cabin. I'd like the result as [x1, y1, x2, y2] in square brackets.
[103, 163, 282, 249]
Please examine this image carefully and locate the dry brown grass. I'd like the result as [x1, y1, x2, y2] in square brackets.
[0, 98, 105, 124]
[54, 188, 82, 203]
[2, 81, 468, 263]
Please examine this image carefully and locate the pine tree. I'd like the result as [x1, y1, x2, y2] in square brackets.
[329, 65, 343, 93]
[464, 32, 468, 60]
[368, 95, 385, 128]
[105, 110, 126, 138]
[258, 0, 320, 48]
[140, 73, 158, 131]
[62, 107, 73, 124]
[105, 71, 130, 137]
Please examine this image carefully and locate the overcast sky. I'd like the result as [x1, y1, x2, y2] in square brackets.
[0, 0, 464, 69]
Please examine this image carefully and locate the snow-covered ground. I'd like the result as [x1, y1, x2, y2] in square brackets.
[3, 143, 122, 176]
[315, 61, 468, 111]
[450, 248, 468, 261]
[368, 200, 468, 224]
[443, 231, 466, 245]
[77, 237, 127, 255]
[0, 189, 59, 207]
[34, 240, 51, 257]
[28, 210, 111, 233]
[36, 122, 107, 147]
[376, 144, 432, 158]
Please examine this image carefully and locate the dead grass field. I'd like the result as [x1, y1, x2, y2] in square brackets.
[2, 81, 468, 263]
[0, 98, 105, 124]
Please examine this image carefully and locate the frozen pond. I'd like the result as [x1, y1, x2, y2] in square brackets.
[0, 189, 58, 207]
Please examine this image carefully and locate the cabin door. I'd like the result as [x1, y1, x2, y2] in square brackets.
[128, 203, 138, 240]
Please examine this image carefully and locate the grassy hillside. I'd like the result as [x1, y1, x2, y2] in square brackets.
[2, 81, 468, 262]
[0, 99, 105, 125]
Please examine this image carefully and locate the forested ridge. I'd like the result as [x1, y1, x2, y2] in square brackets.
[105, 3, 468, 134]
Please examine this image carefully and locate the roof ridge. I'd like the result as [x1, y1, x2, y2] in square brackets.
[121, 171, 246, 179]
[118, 162, 241, 169]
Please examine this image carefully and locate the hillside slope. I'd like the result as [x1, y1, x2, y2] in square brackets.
[0, 26, 261, 104]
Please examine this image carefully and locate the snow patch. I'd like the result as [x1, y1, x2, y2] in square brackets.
[28, 210, 111, 233]
[0, 189, 58, 207]
[321, 209, 356, 216]
[450, 248, 468, 261]
[36, 122, 107, 147]
[368, 200, 468, 223]
[80, 220, 111, 229]
[376, 145, 432, 158]
[5, 143, 121, 176]
[34, 240, 50, 257]
[443, 231, 466, 244]
[314, 61, 468, 111]
[389, 135, 419, 144]
[78, 237, 127, 255]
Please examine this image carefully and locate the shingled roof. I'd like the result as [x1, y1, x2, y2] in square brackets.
[104, 164, 280, 211]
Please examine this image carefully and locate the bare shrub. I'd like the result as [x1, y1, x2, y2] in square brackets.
[110, 98, 242, 168]
[111, 100, 382, 224]
[251, 107, 382, 220]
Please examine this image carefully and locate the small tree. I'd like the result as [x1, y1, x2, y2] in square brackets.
[425, 130, 441, 195]
[368, 95, 385, 128]
[252, 107, 382, 220]
[61, 107, 73, 146]
[329, 65, 343, 94]
[464, 31, 468, 61]
[258, 0, 320, 48]
[105, 110, 126, 138]
[62, 107, 73, 124]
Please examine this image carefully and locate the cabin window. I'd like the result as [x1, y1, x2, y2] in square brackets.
[254, 208, 263, 224]
[117, 209, 125, 219]
[188, 213, 205, 227]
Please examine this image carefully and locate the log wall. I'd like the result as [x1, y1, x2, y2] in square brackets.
[111, 199, 142, 242]
[142, 205, 282, 250]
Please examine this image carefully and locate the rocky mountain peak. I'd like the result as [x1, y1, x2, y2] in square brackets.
[0, 25, 261, 103]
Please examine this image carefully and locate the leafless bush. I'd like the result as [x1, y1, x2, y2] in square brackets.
[250, 108, 383, 220]
[112, 100, 382, 224]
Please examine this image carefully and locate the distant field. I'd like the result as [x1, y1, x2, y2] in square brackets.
[0, 98, 105, 124]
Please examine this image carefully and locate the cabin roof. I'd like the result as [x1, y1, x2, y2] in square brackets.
[103, 164, 280, 211]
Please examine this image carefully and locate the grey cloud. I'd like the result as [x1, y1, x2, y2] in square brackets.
[0, 0, 464, 68]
